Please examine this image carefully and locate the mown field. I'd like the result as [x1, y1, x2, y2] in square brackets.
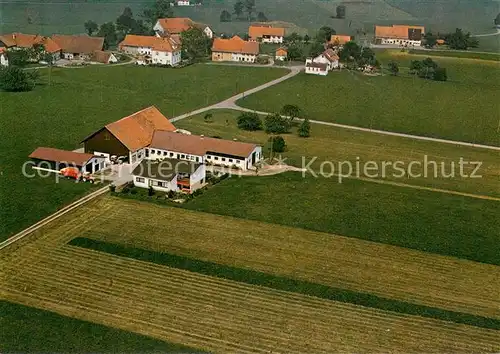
[408, 49, 500, 62]
[237, 58, 500, 146]
[0, 300, 198, 353]
[175, 109, 500, 198]
[1, 196, 499, 352]
[61, 196, 500, 320]
[0, 64, 287, 241]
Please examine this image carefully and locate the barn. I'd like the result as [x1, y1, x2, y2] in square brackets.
[29, 147, 106, 173]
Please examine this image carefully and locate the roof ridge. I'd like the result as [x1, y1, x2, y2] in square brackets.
[106, 106, 157, 127]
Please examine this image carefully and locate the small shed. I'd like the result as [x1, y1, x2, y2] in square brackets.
[29, 147, 106, 173]
[275, 47, 287, 61]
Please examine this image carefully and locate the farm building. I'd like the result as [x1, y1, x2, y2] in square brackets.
[305, 62, 328, 76]
[375, 25, 425, 47]
[328, 34, 352, 46]
[28, 147, 106, 173]
[249, 25, 285, 43]
[51, 34, 104, 60]
[275, 47, 287, 61]
[211, 36, 259, 63]
[132, 159, 205, 193]
[81, 106, 177, 163]
[154, 17, 213, 38]
[0, 33, 61, 61]
[311, 49, 339, 70]
[91, 50, 118, 64]
[148, 130, 262, 170]
[119, 35, 181, 66]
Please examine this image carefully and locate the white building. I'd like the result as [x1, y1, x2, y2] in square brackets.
[0, 49, 8, 66]
[311, 49, 339, 70]
[305, 61, 328, 76]
[275, 47, 287, 61]
[154, 17, 213, 39]
[171, 0, 191, 5]
[375, 25, 425, 47]
[249, 25, 285, 43]
[119, 35, 181, 66]
[132, 159, 205, 193]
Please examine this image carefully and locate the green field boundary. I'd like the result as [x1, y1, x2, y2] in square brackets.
[0, 300, 204, 353]
[408, 49, 500, 61]
[69, 237, 500, 331]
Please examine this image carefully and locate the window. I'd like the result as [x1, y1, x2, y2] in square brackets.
[151, 149, 156, 154]
[222, 158, 226, 162]
[136, 177, 145, 183]
[214, 156, 219, 160]
[206, 155, 211, 159]
[170, 152, 174, 157]
[163, 151, 168, 156]
[229, 159, 233, 163]
[181, 154, 185, 159]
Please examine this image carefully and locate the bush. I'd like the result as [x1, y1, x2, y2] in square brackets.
[268, 136, 286, 153]
[0, 66, 37, 92]
[237, 112, 263, 131]
[148, 186, 154, 196]
[167, 190, 176, 199]
[121, 186, 130, 194]
[256, 56, 269, 64]
[298, 118, 311, 137]
[109, 184, 116, 192]
[264, 113, 290, 134]
[130, 188, 137, 195]
[434, 67, 447, 81]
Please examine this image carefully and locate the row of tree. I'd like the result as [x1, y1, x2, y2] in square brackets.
[220, 9, 267, 23]
[423, 28, 479, 50]
[388, 58, 447, 81]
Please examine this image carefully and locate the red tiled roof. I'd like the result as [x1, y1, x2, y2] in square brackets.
[157, 17, 194, 34]
[249, 25, 285, 39]
[92, 50, 113, 63]
[276, 47, 287, 55]
[98, 106, 177, 152]
[212, 36, 259, 55]
[150, 131, 258, 158]
[51, 34, 104, 54]
[29, 147, 94, 166]
[375, 25, 425, 40]
[41, 37, 61, 53]
[329, 35, 352, 45]
[323, 48, 339, 62]
[0, 33, 61, 52]
[119, 35, 179, 52]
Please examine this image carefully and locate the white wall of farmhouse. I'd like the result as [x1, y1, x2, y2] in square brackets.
[133, 175, 178, 192]
[231, 53, 256, 62]
[152, 50, 181, 65]
[380, 38, 422, 46]
[261, 35, 283, 43]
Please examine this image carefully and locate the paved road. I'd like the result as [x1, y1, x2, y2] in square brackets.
[472, 29, 500, 37]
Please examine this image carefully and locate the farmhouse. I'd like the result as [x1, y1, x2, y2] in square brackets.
[132, 159, 206, 193]
[328, 34, 352, 46]
[81, 106, 177, 163]
[148, 130, 262, 170]
[29, 147, 106, 174]
[275, 47, 287, 61]
[305, 62, 328, 76]
[211, 36, 259, 63]
[91, 50, 118, 64]
[119, 35, 181, 66]
[51, 34, 104, 60]
[375, 25, 425, 47]
[154, 17, 213, 38]
[249, 25, 285, 43]
[0, 33, 62, 61]
[0, 48, 8, 66]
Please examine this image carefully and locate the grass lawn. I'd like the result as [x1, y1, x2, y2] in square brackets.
[237, 57, 500, 146]
[175, 109, 500, 198]
[408, 49, 500, 62]
[0, 300, 199, 353]
[182, 172, 500, 265]
[0, 64, 287, 241]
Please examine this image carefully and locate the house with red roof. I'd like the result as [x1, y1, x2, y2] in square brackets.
[119, 35, 181, 66]
[0, 33, 62, 62]
[51, 34, 104, 60]
[154, 17, 213, 39]
[211, 36, 259, 63]
[249, 25, 285, 43]
[305, 49, 339, 76]
[375, 25, 425, 47]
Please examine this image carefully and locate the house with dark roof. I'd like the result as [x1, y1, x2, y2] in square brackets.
[51, 34, 104, 60]
[154, 17, 213, 39]
[81, 106, 177, 163]
[211, 36, 259, 63]
[119, 35, 181, 66]
[132, 158, 205, 193]
[305, 61, 328, 76]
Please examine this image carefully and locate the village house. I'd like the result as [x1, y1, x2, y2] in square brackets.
[147, 130, 262, 170]
[375, 25, 425, 47]
[0, 33, 62, 61]
[91, 50, 118, 64]
[328, 34, 352, 47]
[305, 61, 328, 76]
[211, 36, 259, 63]
[154, 17, 213, 39]
[51, 34, 104, 60]
[171, 0, 192, 5]
[81, 106, 177, 164]
[249, 25, 285, 43]
[275, 47, 287, 61]
[119, 35, 181, 66]
[28, 147, 106, 174]
[0, 48, 8, 66]
[132, 159, 206, 193]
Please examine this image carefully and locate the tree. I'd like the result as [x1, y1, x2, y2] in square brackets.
[388, 61, 399, 76]
[143, 0, 173, 26]
[287, 45, 302, 60]
[409, 60, 423, 75]
[6, 49, 30, 67]
[317, 26, 336, 42]
[336, 5, 346, 19]
[233, 1, 244, 19]
[495, 13, 500, 26]
[97, 22, 118, 50]
[204, 113, 213, 123]
[220, 10, 232, 22]
[303, 34, 310, 44]
[84, 20, 98, 36]
[257, 12, 267, 22]
[418, 58, 437, 79]
[445, 28, 478, 50]
[0, 66, 36, 92]
[423, 31, 437, 48]
[285, 32, 302, 44]
[180, 27, 211, 62]
[280, 104, 301, 124]
[264, 113, 290, 134]
[359, 47, 375, 65]
[268, 135, 286, 153]
[309, 41, 325, 57]
[338, 41, 361, 62]
[237, 112, 262, 131]
[433, 67, 447, 81]
[298, 118, 310, 137]
[116, 7, 136, 34]
[244, 0, 256, 21]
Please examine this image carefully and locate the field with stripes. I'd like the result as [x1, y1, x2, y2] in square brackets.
[1, 195, 499, 352]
